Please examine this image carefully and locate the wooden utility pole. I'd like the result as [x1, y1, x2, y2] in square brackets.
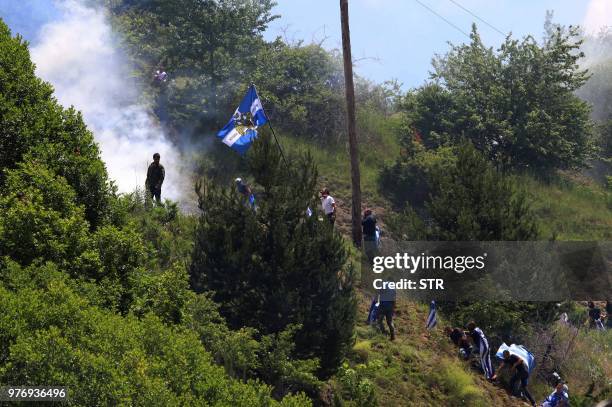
[340, 0, 363, 247]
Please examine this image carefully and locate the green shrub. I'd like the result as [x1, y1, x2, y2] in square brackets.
[0, 162, 99, 275]
[434, 361, 487, 407]
[0, 278, 310, 406]
[0, 22, 112, 227]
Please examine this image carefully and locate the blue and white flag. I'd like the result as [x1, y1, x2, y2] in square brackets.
[426, 300, 437, 330]
[217, 85, 268, 154]
[495, 343, 536, 373]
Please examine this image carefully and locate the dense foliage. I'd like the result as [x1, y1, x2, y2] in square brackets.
[0, 19, 312, 405]
[399, 25, 595, 173]
[383, 141, 540, 241]
[0, 22, 111, 227]
[190, 134, 357, 378]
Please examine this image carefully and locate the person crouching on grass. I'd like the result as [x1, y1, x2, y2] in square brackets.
[492, 350, 536, 407]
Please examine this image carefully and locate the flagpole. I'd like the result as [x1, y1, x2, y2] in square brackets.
[266, 120, 288, 167]
[252, 83, 288, 167]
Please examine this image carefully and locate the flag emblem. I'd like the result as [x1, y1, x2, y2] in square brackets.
[217, 85, 268, 154]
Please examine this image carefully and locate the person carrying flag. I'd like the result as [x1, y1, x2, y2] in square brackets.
[467, 321, 494, 380]
[541, 381, 569, 407]
[444, 326, 472, 360]
[493, 350, 536, 406]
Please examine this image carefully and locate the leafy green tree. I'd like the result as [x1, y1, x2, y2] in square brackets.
[0, 162, 98, 274]
[252, 41, 346, 144]
[106, 0, 278, 128]
[0, 276, 310, 406]
[400, 24, 595, 172]
[190, 134, 356, 376]
[0, 20, 112, 227]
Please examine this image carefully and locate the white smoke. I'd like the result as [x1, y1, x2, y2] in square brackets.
[29, 0, 194, 205]
[582, 0, 612, 36]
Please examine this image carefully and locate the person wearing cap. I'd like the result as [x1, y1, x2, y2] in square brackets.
[320, 188, 336, 225]
[146, 153, 165, 203]
[235, 178, 255, 208]
[235, 178, 251, 196]
[541, 381, 569, 407]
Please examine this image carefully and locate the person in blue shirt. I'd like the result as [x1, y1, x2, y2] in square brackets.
[467, 321, 494, 380]
[541, 381, 569, 407]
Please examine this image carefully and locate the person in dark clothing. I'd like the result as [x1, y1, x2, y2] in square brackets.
[606, 301, 612, 329]
[362, 209, 378, 262]
[492, 350, 536, 406]
[377, 287, 396, 341]
[444, 326, 472, 359]
[145, 153, 165, 203]
[587, 301, 605, 330]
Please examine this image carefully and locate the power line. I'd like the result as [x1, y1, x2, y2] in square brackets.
[447, 0, 507, 37]
[413, 0, 470, 39]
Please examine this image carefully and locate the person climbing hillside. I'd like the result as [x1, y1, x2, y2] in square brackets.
[362, 208, 378, 261]
[540, 381, 569, 407]
[377, 286, 396, 341]
[587, 301, 605, 330]
[493, 350, 536, 406]
[235, 178, 255, 208]
[320, 188, 336, 225]
[444, 326, 472, 360]
[145, 152, 165, 203]
[467, 321, 494, 381]
[153, 69, 168, 83]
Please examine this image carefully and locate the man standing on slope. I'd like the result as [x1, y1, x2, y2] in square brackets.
[362, 209, 378, 261]
[467, 321, 494, 381]
[146, 153, 165, 203]
[320, 188, 336, 225]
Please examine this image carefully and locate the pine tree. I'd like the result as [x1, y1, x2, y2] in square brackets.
[427, 141, 540, 240]
[190, 134, 356, 376]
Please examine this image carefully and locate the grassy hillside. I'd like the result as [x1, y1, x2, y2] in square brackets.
[281, 134, 611, 406]
[523, 173, 611, 241]
[332, 295, 525, 407]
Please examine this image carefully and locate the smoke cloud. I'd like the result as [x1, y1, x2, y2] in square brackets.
[582, 0, 612, 36]
[5, 0, 195, 206]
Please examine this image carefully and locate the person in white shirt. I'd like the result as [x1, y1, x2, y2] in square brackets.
[320, 188, 336, 225]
